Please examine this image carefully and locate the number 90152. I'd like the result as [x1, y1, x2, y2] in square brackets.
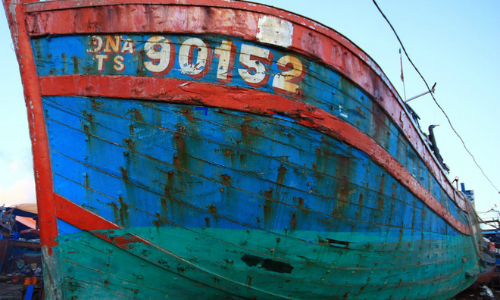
[144, 36, 306, 98]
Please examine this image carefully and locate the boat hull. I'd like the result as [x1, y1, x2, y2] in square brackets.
[2, 0, 482, 299]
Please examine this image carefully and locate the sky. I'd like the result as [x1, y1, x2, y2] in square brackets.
[0, 1, 499, 224]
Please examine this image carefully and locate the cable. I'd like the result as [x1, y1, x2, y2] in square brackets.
[372, 0, 500, 193]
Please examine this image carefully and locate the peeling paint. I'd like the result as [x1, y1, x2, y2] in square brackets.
[257, 15, 293, 48]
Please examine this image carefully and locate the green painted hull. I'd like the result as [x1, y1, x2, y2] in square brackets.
[45, 225, 479, 300]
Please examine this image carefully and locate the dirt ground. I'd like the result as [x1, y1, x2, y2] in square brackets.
[0, 281, 499, 300]
[0, 282, 23, 300]
[450, 285, 500, 300]
[0, 281, 44, 300]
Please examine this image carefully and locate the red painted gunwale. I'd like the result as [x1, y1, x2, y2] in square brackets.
[41, 75, 471, 235]
[22, 0, 467, 213]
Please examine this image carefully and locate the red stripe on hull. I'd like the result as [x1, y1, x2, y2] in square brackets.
[54, 194, 153, 253]
[41, 75, 470, 235]
[54, 193, 120, 231]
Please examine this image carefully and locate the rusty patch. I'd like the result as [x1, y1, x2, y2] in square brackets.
[123, 138, 134, 150]
[90, 98, 104, 109]
[298, 197, 304, 209]
[118, 196, 129, 227]
[163, 183, 171, 198]
[83, 110, 93, 122]
[120, 166, 128, 180]
[397, 227, 404, 249]
[160, 197, 168, 219]
[220, 174, 231, 186]
[72, 55, 79, 74]
[356, 192, 364, 219]
[152, 218, 161, 230]
[277, 165, 287, 185]
[132, 108, 143, 121]
[84, 173, 89, 188]
[263, 188, 274, 228]
[61, 52, 67, 73]
[173, 154, 180, 168]
[222, 148, 234, 158]
[136, 49, 146, 76]
[377, 173, 386, 210]
[173, 132, 188, 168]
[247, 274, 252, 286]
[220, 148, 235, 164]
[335, 154, 351, 181]
[290, 212, 297, 230]
[240, 116, 262, 145]
[333, 180, 350, 217]
[108, 202, 120, 225]
[392, 181, 398, 198]
[180, 107, 194, 121]
[207, 204, 217, 214]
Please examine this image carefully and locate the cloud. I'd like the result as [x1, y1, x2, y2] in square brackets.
[0, 178, 36, 207]
[8, 158, 31, 175]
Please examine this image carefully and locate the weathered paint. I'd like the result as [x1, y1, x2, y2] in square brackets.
[30, 32, 467, 233]
[40, 74, 469, 235]
[30, 33, 465, 218]
[2, 0, 482, 299]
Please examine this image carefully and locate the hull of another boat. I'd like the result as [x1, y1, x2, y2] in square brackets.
[3, 1, 483, 299]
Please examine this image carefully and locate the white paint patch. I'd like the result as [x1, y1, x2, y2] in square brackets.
[337, 105, 348, 118]
[257, 16, 293, 48]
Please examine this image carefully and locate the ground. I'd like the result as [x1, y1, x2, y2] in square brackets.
[451, 285, 499, 300]
[0, 281, 498, 299]
[0, 282, 23, 300]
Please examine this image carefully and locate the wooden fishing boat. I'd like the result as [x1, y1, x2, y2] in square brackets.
[2, 0, 484, 299]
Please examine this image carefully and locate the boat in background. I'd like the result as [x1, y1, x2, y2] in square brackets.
[3, 0, 484, 299]
[475, 238, 497, 285]
[483, 230, 500, 270]
[0, 204, 42, 285]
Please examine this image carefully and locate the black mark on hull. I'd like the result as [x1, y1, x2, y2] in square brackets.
[241, 254, 294, 274]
